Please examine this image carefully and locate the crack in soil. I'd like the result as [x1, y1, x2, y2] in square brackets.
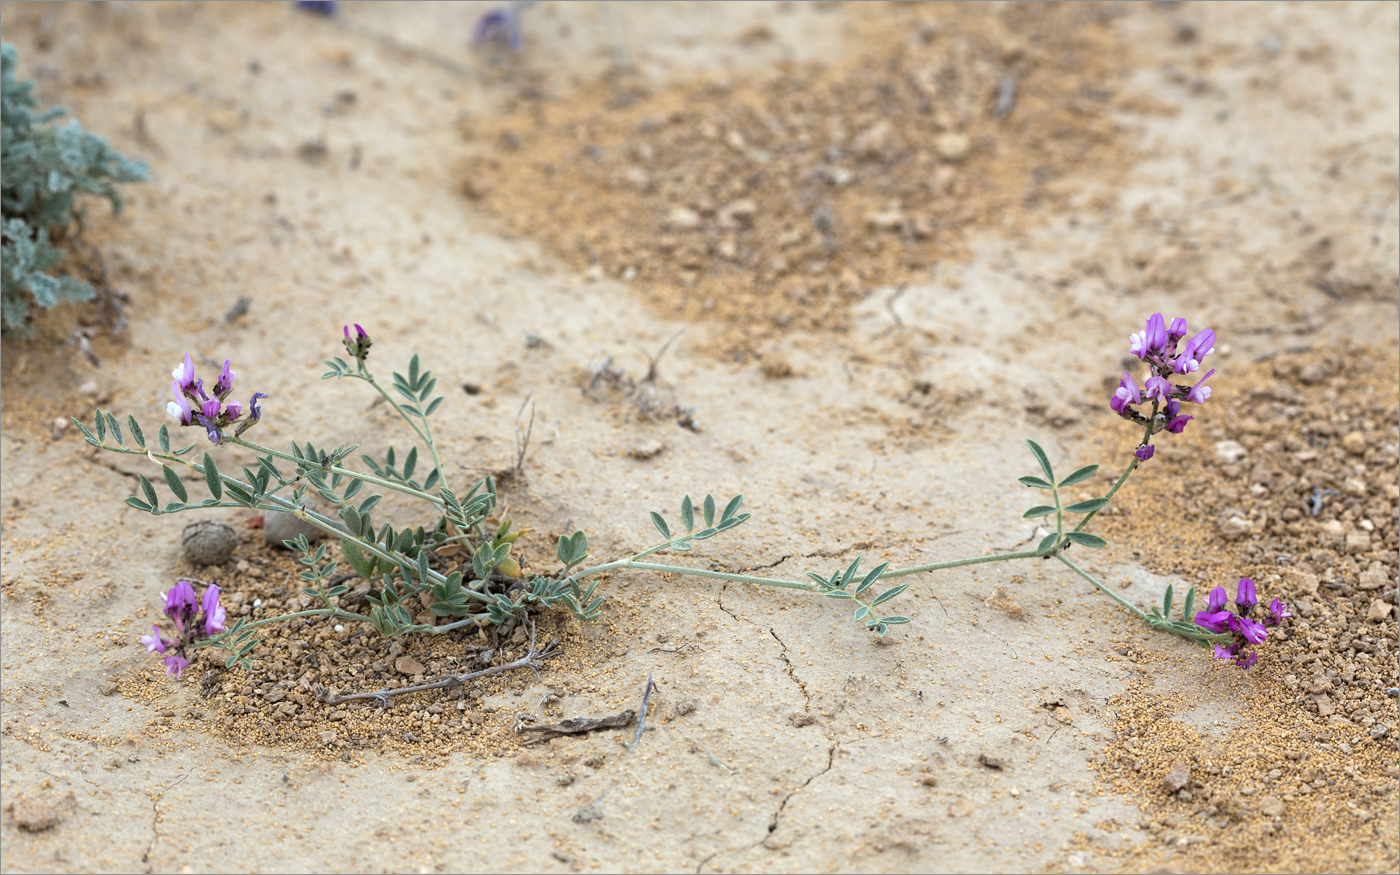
[763, 741, 839, 842]
[695, 741, 841, 872]
[698, 585, 834, 873]
[89, 454, 148, 486]
[767, 626, 811, 711]
[141, 772, 188, 873]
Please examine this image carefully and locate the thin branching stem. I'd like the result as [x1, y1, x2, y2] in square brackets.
[1075, 399, 1156, 533]
[192, 607, 374, 646]
[226, 436, 444, 507]
[323, 623, 554, 705]
[881, 549, 1044, 579]
[350, 363, 448, 495]
[135, 444, 483, 598]
[1056, 554, 1148, 621]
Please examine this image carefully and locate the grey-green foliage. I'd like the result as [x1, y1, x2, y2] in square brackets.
[1, 43, 147, 333]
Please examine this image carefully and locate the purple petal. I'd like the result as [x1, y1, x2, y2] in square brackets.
[1230, 613, 1268, 645]
[249, 392, 270, 423]
[140, 624, 168, 655]
[1184, 369, 1215, 405]
[214, 359, 237, 399]
[172, 352, 195, 389]
[1165, 414, 1194, 434]
[1195, 609, 1232, 634]
[164, 653, 191, 678]
[1235, 577, 1257, 614]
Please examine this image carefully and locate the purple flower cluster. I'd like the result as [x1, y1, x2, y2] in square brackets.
[342, 323, 371, 362]
[167, 352, 269, 444]
[139, 581, 227, 677]
[1111, 313, 1219, 460]
[1194, 578, 1290, 669]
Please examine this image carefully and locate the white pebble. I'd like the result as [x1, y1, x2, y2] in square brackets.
[334, 624, 344, 632]
[253, 598, 263, 607]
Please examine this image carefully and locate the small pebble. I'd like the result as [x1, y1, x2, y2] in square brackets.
[1215, 440, 1248, 464]
[13, 799, 59, 832]
[181, 519, 238, 566]
[628, 437, 664, 460]
[1161, 762, 1190, 792]
[264, 504, 328, 548]
[1340, 431, 1367, 455]
[934, 132, 970, 162]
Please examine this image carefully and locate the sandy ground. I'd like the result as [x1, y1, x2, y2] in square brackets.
[1, 2, 1396, 873]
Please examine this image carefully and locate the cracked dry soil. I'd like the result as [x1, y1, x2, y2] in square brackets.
[2, 2, 1398, 873]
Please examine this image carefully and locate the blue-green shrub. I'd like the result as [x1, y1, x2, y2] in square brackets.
[2, 43, 147, 333]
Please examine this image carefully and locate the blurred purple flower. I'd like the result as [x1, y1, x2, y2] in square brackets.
[168, 382, 194, 426]
[1144, 375, 1173, 402]
[140, 624, 170, 655]
[202, 584, 227, 635]
[163, 580, 199, 630]
[473, 2, 532, 52]
[1183, 369, 1215, 405]
[1176, 328, 1217, 374]
[1167, 317, 1188, 341]
[1110, 372, 1141, 416]
[1135, 444, 1155, 462]
[342, 323, 372, 361]
[163, 653, 191, 678]
[1205, 586, 1228, 613]
[1165, 413, 1194, 434]
[172, 352, 196, 392]
[1230, 613, 1267, 645]
[1196, 609, 1232, 634]
[295, 1, 337, 16]
[1235, 577, 1258, 615]
[213, 359, 237, 399]
[1266, 598, 1292, 627]
[248, 392, 269, 423]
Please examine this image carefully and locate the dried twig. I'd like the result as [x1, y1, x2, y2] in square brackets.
[642, 329, 684, 384]
[324, 621, 556, 705]
[329, 17, 478, 81]
[519, 710, 636, 746]
[224, 296, 252, 324]
[628, 672, 657, 751]
[63, 329, 99, 367]
[513, 391, 535, 476]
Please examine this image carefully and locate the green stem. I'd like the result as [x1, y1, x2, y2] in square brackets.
[225, 436, 443, 508]
[138, 445, 490, 601]
[570, 557, 821, 591]
[1073, 399, 1157, 533]
[426, 615, 488, 634]
[881, 549, 1044, 579]
[624, 560, 820, 590]
[1053, 484, 1065, 541]
[1056, 554, 1149, 621]
[352, 370, 448, 496]
[191, 607, 374, 650]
